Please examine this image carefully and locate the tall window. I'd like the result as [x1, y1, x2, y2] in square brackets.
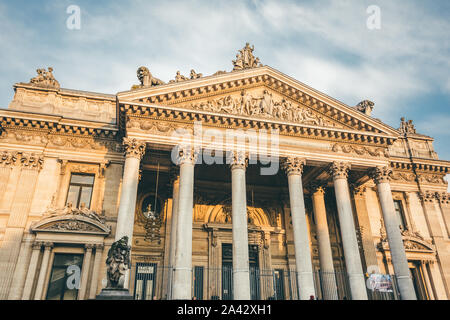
[393, 200, 407, 230]
[46, 254, 84, 300]
[66, 174, 95, 208]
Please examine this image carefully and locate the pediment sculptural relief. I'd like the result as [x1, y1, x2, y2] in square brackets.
[181, 89, 343, 128]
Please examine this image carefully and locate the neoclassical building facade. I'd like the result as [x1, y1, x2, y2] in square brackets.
[0, 44, 449, 300]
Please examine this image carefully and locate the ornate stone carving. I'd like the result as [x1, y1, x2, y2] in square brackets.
[29, 67, 60, 89]
[106, 236, 131, 289]
[174, 145, 199, 165]
[123, 137, 146, 159]
[417, 173, 446, 185]
[47, 220, 99, 232]
[331, 143, 388, 157]
[308, 182, 327, 195]
[227, 150, 248, 170]
[436, 192, 449, 205]
[187, 90, 337, 127]
[350, 184, 366, 197]
[399, 117, 416, 134]
[0, 151, 18, 167]
[356, 100, 374, 116]
[133, 66, 165, 89]
[44, 203, 106, 224]
[232, 43, 262, 71]
[370, 166, 392, 184]
[281, 157, 305, 176]
[169, 71, 189, 83]
[32, 241, 43, 250]
[329, 162, 350, 180]
[20, 153, 44, 170]
[390, 171, 416, 183]
[418, 191, 436, 203]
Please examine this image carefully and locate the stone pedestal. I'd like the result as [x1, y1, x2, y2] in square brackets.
[96, 288, 133, 300]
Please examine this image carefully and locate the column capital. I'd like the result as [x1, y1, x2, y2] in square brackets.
[329, 161, 350, 180]
[418, 191, 436, 203]
[281, 157, 305, 176]
[95, 243, 104, 250]
[370, 166, 392, 184]
[435, 191, 449, 204]
[85, 244, 95, 251]
[308, 182, 327, 195]
[227, 150, 248, 170]
[174, 145, 199, 165]
[32, 241, 43, 250]
[20, 153, 44, 171]
[350, 184, 367, 197]
[43, 242, 54, 250]
[123, 137, 146, 160]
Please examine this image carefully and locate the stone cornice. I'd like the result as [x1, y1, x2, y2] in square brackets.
[0, 110, 119, 140]
[13, 83, 116, 101]
[389, 158, 450, 174]
[119, 101, 396, 147]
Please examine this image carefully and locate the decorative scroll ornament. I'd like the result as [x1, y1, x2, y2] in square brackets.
[356, 100, 374, 116]
[232, 43, 262, 71]
[281, 157, 305, 176]
[370, 166, 392, 184]
[106, 236, 131, 289]
[399, 117, 416, 134]
[331, 143, 388, 157]
[187, 90, 337, 127]
[132, 66, 165, 89]
[29, 67, 60, 89]
[227, 150, 248, 169]
[123, 137, 146, 159]
[329, 161, 350, 179]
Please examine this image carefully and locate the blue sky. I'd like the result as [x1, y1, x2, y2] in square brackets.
[0, 1, 449, 171]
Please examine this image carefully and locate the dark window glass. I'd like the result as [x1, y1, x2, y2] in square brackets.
[46, 254, 84, 300]
[65, 173, 95, 208]
[393, 200, 407, 229]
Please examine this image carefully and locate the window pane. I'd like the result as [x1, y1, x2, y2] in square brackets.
[46, 254, 83, 300]
[79, 186, 93, 208]
[70, 174, 94, 185]
[66, 185, 80, 207]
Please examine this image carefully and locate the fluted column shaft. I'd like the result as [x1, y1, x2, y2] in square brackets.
[33, 242, 53, 300]
[21, 241, 42, 300]
[330, 162, 367, 300]
[282, 158, 316, 300]
[310, 185, 338, 300]
[88, 244, 104, 299]
[78, 244, 93, 300]
[229, 151, 251, 300]
[372, 166, 416, 300]
[168, 173, 180, 299]
[172, 147, 197, 300]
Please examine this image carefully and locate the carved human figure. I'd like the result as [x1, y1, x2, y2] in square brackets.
[175, 71, 188, 82]
[239, 90, 253, 115]
[259, 90, 274, 115]
[190, 69, 202, 79]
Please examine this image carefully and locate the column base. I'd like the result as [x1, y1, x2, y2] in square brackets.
[96, 288, 134, 300]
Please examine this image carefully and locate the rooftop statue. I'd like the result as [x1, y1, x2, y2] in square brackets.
[356, 100, 374, 116]
[29, 67, 60, 89]
[133, 66, 165, 89]
[399, 117, 417, 135]
[232, 43, 262, 71]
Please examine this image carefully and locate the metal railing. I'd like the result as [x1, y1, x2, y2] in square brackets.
[131, 264, 400, 300]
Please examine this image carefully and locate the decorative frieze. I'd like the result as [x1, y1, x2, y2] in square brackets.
[123, 137, 146, 159]
[370, 166, 392, 184]
[281, 157, 305, 176]
[328, 161, 350, 180]
[331, 143, 388, 157]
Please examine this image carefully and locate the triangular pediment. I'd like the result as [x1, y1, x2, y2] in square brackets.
[118, 66, 399, 137]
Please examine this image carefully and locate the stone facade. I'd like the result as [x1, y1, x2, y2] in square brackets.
[0, 45, 449, 300]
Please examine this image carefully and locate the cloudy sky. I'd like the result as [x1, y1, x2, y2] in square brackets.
[0, 1, 449, 174]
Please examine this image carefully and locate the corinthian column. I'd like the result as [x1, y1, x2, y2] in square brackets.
[282, 157, 316, 300]
[116, 137, 146, 289]
[172, 147, 197, 300]
[371, 166, 416, 300]
[329, 162, 367, 300]
[229, 150, 251, 300]
[309, 183, 338, 300]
